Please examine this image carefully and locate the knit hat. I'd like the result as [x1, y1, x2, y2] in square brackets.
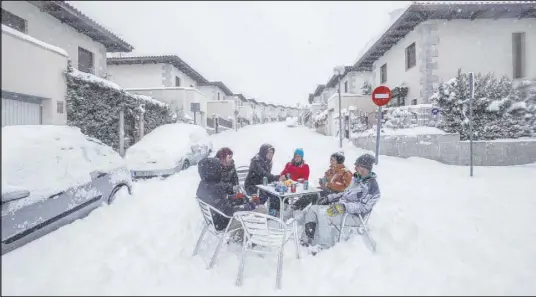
[216, 147, 233, 160]
[355, 154, 376, 171]
[294, 148, 304, 158]
[331, 152, 345, 164]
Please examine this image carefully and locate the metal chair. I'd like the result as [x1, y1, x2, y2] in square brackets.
[333, 212, 377, 252]
[193, 198, 243, 269]
[232, 211, 300, 290]
[236, 165, 250, 191]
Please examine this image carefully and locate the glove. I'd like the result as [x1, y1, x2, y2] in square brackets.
[250, 194, 261, 204]
[316, 196, 329, 205]
[326, 203, 346, 217]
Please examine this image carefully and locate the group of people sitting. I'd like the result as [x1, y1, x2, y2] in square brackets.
[196, 143, 381, 254]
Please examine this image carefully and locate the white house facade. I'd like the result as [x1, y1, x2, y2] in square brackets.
[353, 2, 536, 106]
[106, 55, 213, 127]
[1, 1, 132, 126]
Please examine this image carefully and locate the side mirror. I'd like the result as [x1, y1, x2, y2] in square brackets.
[2, 190, 30, 204]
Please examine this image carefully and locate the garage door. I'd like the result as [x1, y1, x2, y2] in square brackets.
[2, 98, 42, 126]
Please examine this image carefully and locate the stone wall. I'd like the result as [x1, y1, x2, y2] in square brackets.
[352, 133, 536, 166]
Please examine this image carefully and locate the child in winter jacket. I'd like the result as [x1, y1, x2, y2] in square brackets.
[300, 153, 381, 254]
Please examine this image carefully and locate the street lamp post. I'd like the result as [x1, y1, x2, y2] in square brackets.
[334, 66, 345, 148]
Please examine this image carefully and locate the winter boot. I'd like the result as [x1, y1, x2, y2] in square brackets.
[304, 222, 316, 240]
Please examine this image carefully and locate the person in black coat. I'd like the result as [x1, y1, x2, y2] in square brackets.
[215, 147, 239, 192]
[196, 157, 265, 231]
[244, 144, 280, 202]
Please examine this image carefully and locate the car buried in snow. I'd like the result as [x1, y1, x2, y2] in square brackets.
[285, 116, 298, 127]
[1, 126, 133, 255]
[125, 123, 213, 180]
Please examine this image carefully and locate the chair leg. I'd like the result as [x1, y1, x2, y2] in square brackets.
[276, 250, 284, 290]
[236, 240, 248, 287]
[193, 223, 209, 256]
[292, 221, 300, 259]
[338, 215, 347, 242]
[359, 215, 376, 252]
[208, 220, 234, 269]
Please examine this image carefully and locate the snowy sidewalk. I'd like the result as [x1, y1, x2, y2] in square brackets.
[2, 123, 536, 295]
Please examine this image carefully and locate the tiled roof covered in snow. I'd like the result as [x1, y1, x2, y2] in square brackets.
[353, 1, 536, 71]
[234, 94, 248, 102]
[313, 85, 325, 97]
[30, 1, 133, 52]
[107, 55, 209, 84]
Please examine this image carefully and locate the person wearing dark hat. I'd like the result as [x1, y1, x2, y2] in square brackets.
[292, 152, 352, 211]
[300, 153, 381, 254]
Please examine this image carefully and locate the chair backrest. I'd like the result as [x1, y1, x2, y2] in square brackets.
[233, 211, 288, 248]
[196, 198, 232, 230]
[236, 166, 250, 185]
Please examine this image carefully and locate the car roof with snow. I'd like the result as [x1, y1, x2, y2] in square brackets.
[1, 125, 125, 199]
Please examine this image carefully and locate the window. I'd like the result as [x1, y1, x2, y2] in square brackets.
[217, 92, 220, 100]
[344, 81, 348, 93]
[77, 47, 94, 74]
[380, 64, 387, 84]
[411, 99, 417, 105]
[512, 32, 526, 79]
[175, 76, 181, 87]
[57, 101, 64, 114]
[1, 9, 27, 33]
[405, 42, 416, 70]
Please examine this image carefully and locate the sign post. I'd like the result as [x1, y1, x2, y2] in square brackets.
[191, 102, 200, 125]
[468, 72, 475, 177]
[371, 85, 392, 165]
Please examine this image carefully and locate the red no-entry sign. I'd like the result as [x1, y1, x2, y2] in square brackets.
[372, 85, 392, 107]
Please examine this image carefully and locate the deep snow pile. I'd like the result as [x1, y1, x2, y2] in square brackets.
[1, 125, 126, 208]
[2, 123, 536, 295]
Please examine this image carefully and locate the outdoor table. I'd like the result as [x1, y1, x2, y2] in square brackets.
[256, 182, 323, 222]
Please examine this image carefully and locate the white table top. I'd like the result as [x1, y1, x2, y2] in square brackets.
[256, 183, 323, 198]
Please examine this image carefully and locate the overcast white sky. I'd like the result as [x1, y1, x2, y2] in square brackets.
[69, 1, 410, 106]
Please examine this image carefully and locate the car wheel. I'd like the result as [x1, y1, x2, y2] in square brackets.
[108, 185, 129, 204]
[182, 159, 190, 170]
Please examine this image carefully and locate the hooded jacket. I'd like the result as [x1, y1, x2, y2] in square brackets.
[244, 144, 280, 195]
[196, 157, 253, 231]
[327, 172, 381, 215]
[280, 160, 310, 181]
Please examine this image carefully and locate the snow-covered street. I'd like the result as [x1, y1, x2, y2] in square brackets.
[2, 123, 536, 295]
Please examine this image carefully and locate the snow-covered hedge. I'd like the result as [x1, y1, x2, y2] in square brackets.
[430, 69, 535, 140]
[383, 107, 417, 129]
[65, 63, 173, 150]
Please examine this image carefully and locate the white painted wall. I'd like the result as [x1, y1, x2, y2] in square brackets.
[2, 1, 108, 78]
[107, 63, 201, 89]
[239, 105, 253, 120]
[207, 100, 236, 123]
[169, 65, 198, 88]
[107, 64, 163, 89]
[370, 17, 536, 105]
[435, 18, 536, 82]
[1, 26, 68, 125]
[126, 87, 208, 127]
[341, 71, 373, 95]
[371, 27, 421, 104]
[198, 85, 227, 101]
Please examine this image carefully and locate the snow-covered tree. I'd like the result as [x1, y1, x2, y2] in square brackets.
[430, 69, 531, 140]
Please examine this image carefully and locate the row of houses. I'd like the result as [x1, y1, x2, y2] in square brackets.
[1, 1, 300, 129]
[306, 1, 535, 136]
